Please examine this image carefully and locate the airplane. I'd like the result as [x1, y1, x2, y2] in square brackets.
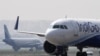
[14, 16, 100, 56]
[3, 24, 43, 51]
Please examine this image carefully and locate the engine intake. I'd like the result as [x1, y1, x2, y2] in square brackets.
[43, 41, 64, 55]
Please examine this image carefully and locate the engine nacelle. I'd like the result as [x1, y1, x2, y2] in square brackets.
[43, 41, 64, 55]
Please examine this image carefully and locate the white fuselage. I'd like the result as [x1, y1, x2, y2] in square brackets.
[8, 38, 42, 47]
[45, 18, 100, 46]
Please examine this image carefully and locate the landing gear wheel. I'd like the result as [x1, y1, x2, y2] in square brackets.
[55, 47, 68, 56]
[56, 54, 59, 56]
[29, 48, 33, 51]
[61, 52, 67, 56]
[61, 48, 68, 56]
[76, 52, 82, 56]
[13, 47, 20, 52]
[76, 52, 87, 56]
[82, 52, 87, 56]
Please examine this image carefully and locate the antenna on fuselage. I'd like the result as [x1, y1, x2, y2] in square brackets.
[65, 15, 67, 18]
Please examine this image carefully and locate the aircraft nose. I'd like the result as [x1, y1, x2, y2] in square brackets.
[46, 29, 65, 45]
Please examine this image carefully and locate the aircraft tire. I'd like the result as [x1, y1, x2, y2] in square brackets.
[61, 49, 67, 56]
[13, 47, 20, 52]
[82, 52, 87, 56]
[76, 52, 82, 56]
[29, 48, 33, 51]
[76, 52, 87, 56]
[61, 52, 67, 56]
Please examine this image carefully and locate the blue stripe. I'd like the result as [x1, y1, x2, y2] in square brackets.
[76, 35, 100, 47]
[67, 33, 100, 47]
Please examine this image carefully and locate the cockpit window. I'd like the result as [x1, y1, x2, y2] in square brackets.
[53, 25, 68, 29]
[53, 25, 59, 28]
[64, 25, 68, 29]
[60, 25, 64, 29]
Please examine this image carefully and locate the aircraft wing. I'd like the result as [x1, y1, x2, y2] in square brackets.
[15, 16, 45, 37]
[18, 31, 45, 37]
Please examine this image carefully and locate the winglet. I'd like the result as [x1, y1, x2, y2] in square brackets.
[14, 16, 19, 30]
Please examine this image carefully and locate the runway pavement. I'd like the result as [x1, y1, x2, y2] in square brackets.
[0, 48, 100, 56]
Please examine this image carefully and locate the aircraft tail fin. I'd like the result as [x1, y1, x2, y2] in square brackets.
[4, 24, 11, 39]
[14, 16, 19, 30]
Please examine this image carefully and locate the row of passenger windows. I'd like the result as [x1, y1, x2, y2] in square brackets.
[53, 25, 68, 29]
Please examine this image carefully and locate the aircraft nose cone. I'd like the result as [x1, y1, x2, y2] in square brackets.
[46, 29, 65, 45]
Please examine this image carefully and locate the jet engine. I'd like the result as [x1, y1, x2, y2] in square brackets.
[43, 41, 64, 55]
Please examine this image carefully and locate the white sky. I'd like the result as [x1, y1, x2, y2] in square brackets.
[0, 0, 100, 20]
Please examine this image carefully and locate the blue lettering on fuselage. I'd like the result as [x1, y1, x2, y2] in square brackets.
[77, 22, 100, 32]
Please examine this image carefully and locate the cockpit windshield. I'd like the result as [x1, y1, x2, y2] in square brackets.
[53, 25, 68, 29]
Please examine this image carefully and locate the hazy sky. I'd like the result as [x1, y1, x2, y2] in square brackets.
[0, 0, 100, 20]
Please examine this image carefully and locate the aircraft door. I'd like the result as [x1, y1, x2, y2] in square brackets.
[70, 21, 79, 37]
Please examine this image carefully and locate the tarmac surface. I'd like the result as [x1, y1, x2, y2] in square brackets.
[0, 48, 100, 56]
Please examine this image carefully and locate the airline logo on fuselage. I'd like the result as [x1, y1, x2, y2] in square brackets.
[77, 22, 100, 32]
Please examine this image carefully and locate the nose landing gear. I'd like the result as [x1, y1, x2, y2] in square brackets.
[61, 50, 67, 56]
[55, 47, 88, 56]
[56, 47, 68, 56]
[76, 47, 87, 56]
